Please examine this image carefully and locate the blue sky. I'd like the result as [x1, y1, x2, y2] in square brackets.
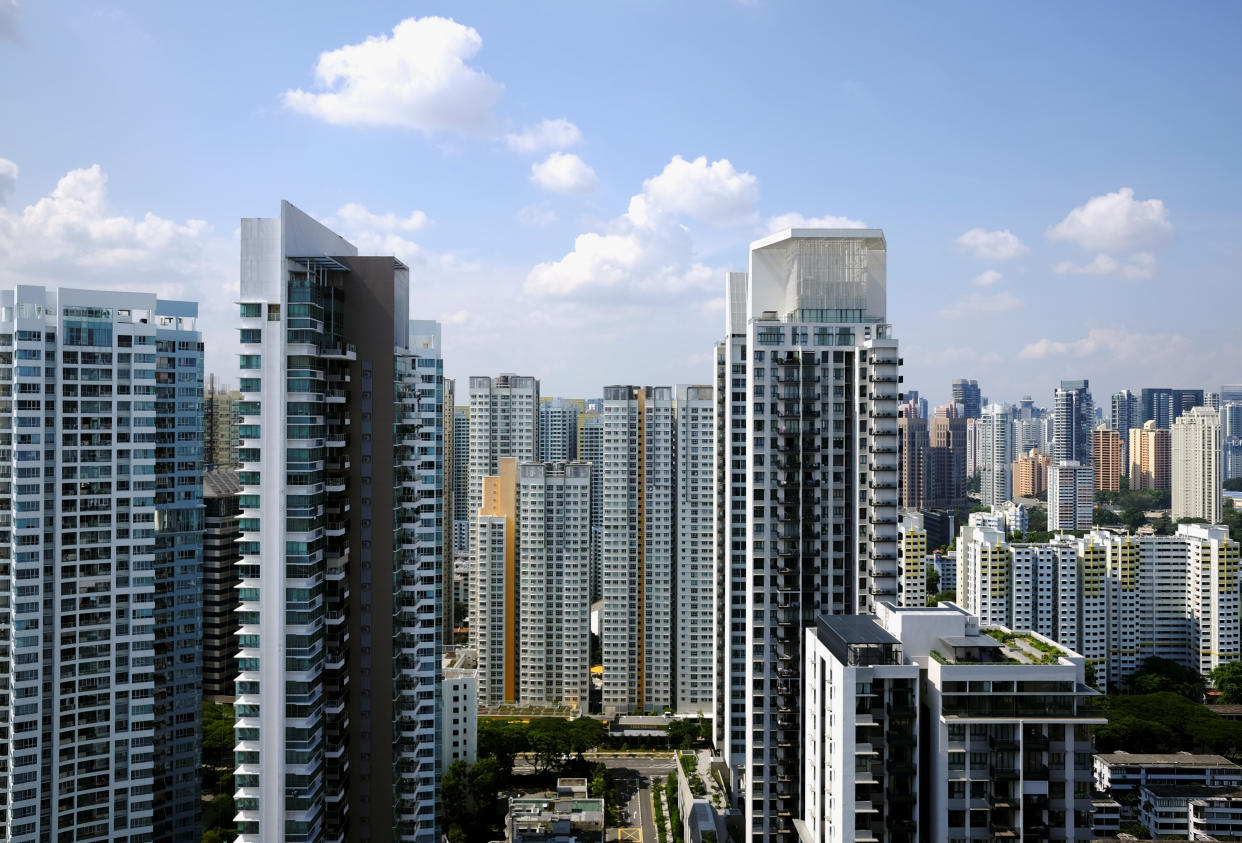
[1, 1, 1240, 408]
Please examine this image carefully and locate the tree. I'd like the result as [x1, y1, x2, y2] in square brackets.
[1127, 657, 1207, 700]
[442, 759, 472, 827]
[1119, 821, 1151, 838]
[927, 590, 955, 606]
[1122, 505, 1146, 531]
[567, 717, 606, 762]
[1212, 661, 1242, 704]
[967, 473, 981, 494]
[925, 563, 940, 596]
[1226, 478, 1242, 492]
[1027, 506, 1048, 532]
[478, 718, 527, 772]
[667, 717, 708, 749]
[527, 718, 573, 772]
[1093, 506, 1122, 526]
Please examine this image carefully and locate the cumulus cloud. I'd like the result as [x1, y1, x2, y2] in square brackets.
[1018, 326, 1190, 361]
[1048, 187, 1171, 252]
[1054, 252, 1156, 281]
[282, 17, 503, 134]
[764, 211, 867, 232]
[972, 269, 1003, 287]
[530, 152, 598, 194]
[334, 201, 429, 232]
[627, 155, 758, 227]
[0, 157, 17, 203]
[955, 228, 1029, 261]
[526, 155, 756, 299]
[516, 203, 556, 227]
[442, 309, 470, 325]
[505, 118, 581, 154]
[937, 291, 1023, 320]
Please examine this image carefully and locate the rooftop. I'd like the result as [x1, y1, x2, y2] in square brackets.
[1098, 752, 1240, 768]
[1142, 783, 1242, 800]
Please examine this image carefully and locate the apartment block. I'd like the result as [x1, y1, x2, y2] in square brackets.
[1054, 380, 1094, 465]
[675, 384, 714, 714]
[441, 667, 478, 767]
[1048, 461, 1094, 531]
[1172, 405, 1223, 522]
[897, 403, 928, 509]
[1129, 420, 1171, 491]
[475, 458, 517, 706]
[979, 404, 1012, 507]
[539, 397, 581, 463]
[205, 373, 241, 467]
[577, 412, 603, 601]
[716, 229, 900, 842]
[235, 202, 441, 842]
[898, 524, 928, 607]
[1012, 448, 1050, 498]
[801, 603, 1103, 843]
[927, 403, 967, 509]
[452, 407, 469, 554]
[0, 287, 203, 842]
[1091, 426, 1122, 491]
[601, 385, 675, 715]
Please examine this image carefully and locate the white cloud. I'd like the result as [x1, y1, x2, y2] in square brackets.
[282, 17, 503, 134]
[627, 155, 758, 227]
[525, 154, 756, 299]
[442, 309, 470, 325]
[1053, 251, 1156, 280]
[972, 269, 1003, 287]
[516, 203, 556, 227]
[334, 201, 429, 233]
[0, 157, 17, 203]
[0, 0, 18, 42]
[1048, 187, 1171, 252]
[937, 291, 1023, 320]
[764, 211, 867, 233]
[1018, 326, 1190, 362]
[955, 228, 1029, 261]
[505, 118, 582, 154]
[530, 152, 598, 194]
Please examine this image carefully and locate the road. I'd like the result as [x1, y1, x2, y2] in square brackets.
[597, 756, 677, 843]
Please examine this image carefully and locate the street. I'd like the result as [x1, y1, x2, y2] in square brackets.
[598, 756, 677, 843]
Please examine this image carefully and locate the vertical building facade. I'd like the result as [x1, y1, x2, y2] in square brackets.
[1092, 426, 1123, 491]
[0, 287, 203, 842]
[897, 403, 928, 509]
[205, 374, 242, 467]
[675, 384, 714, 714]
[539, 398, 581, 463]
[601, 385, 675, 715]
[203, 467, 241, 701]
[1172, 406, 1223, 522]
[235, 202, 441, 843]
[452, 408, 470, 555]
[1054, 379, 1094, 465]
[1111, 389, 1139, 470]
[951, 378, 982, 420]
[979, 404, 1012, 507]
[577, 412, 604, 601]
[716, 229, 900, 842]
[1048, 461, 1095, 531]
[1129, 420, 1172, 491]
[927, 403, 967, 509]
[474, 459, 517, 706]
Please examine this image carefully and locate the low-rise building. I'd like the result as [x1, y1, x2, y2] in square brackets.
[1094, 752, 1242, 793]
[506, 782, 605, 843]
[1138, 784, 1242, 840]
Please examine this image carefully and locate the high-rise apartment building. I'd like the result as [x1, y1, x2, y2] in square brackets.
[1092, 425, 1123, 491]
[979, 404, 1012, 507]
[951, 378, 982, 419]
[1048, 461, 1095, 531]
[601, 385, 675, 715]
[0, 287, 203, 842]
[475, 458, 517, 706]
[715, 229, 900, 842]
[539, 397, 581, 463]
[958, 519, 1240, 688]
[204, 467, 241, 701]
[675, 384, 714, 714]
[235, 202, 441, 842]
[577, 412, 603, 601]
[1224, 403, 1242, 439]
[1054, 379, 1094, 465]
[517, 461, 592, 708]
[1011, 448, 1050, 498]
[468, 374, 539, 633]
[965, 417, 981, 479]
[897, 523, 928, 607]
[927, 403, 967, 509]
[205, 373, 242, 467]
[1141, 387, 1174, 429]
[897, 402, 928, 509]
[1222, 385, 1242, 406]
[1172, 406, 1223, 522]
[1129, 420, 1172, 491]
[1110, 389, 1139, 470]
[802, 603, 1104, 843]
[452, 407, 470, 555]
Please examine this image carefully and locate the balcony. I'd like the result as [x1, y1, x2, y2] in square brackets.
[990, 765, 1019, 781]
[990, 736, 1020, 752]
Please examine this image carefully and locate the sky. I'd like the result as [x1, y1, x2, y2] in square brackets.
[1, 1, 1240, 409]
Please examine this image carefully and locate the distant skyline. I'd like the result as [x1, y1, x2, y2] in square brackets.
[1, 1, 1240, 407]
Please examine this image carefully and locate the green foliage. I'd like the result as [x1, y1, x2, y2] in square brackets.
[653, 777, 669, 843]
[667, 716, 710, 749]
[925, 563, 940, 595]
[1213, 661, 1242, 704]
[970, 503, 989, 514]
[926, 590, 956, 607]
[453, 599, 468, 625]
[1118, 821, 1151, 838]
[1027, 506, 1048, 532]
[1093, 506, 1122, 526]
[202, 829, 234, 843]
[201, 702, 237, 842]
[1097, 693, 1242, 755]
[967, 473, 981, 494]
[1226, 478, 1242, 492]
[1126, 656, 1207, 699]
[666, 773, 683, 843]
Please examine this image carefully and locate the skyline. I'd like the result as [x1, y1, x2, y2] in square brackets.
[2, 2, 1240, 406]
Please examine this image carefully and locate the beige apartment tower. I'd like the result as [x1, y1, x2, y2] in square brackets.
[1092, 425, 1123, 491]
[1130, 420, 1172, 491]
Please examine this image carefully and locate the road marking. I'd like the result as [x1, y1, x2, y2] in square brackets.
[618, 828, 641, 841]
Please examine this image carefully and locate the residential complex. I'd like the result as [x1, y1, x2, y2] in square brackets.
[1129, 420, 1171, 491]
[952, 377, 982, 420]
[601, 385, 675, 715]
[801, 602, 1103, 843]
[452, 407, 470, 554]
[205, 373, 241, 467]
[0, 287, 203, 842]
[675, 384, 714, 714]
[1053, 379, 1094, 465]
[979, 404, 1012, 507]
[539, 397, 581, 463]
[927, 403, 967, 509]
[897, 401, 928, 509]
[1048, 461, 1094, 531]
[1110, 389, 1139, 468]
[235, 202, 442, 842]
[1012, 448, 1050, 498]
[1091, 425, 1122, 491]
[957, 516, 1241, 688]
[578, 412, 603, 600]
[715, 228, 900, 842]
[1172, 405, 1223, 522]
